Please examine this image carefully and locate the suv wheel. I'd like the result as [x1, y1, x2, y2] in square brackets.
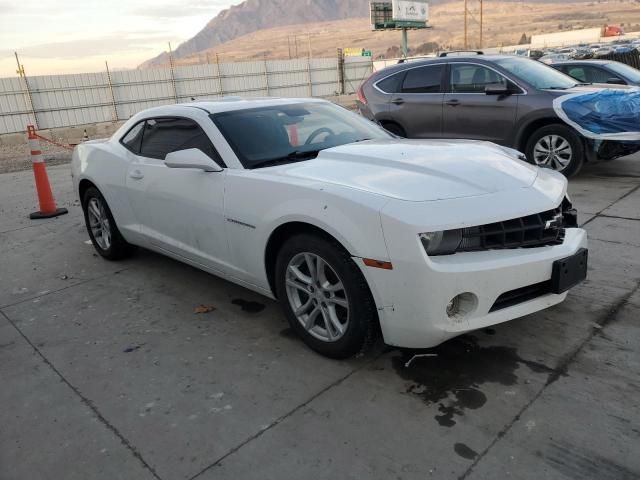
[525, 124, 584, 177]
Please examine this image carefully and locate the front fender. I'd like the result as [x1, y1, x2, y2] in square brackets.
[222, 171, 391, 292]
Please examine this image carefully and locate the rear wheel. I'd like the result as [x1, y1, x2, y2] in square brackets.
[82, 186, 135, 260]
[275, 234, 377, 359]
[525, 124, 584, 177]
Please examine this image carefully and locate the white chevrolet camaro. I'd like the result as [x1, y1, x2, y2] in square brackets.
[72, 98, 588, 358]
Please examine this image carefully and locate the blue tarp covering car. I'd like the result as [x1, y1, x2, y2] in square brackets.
[554, 89, 640, 141]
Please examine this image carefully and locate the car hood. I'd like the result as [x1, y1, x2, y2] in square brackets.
[543, 84, 634, 96]
[275, 140, 539, 202]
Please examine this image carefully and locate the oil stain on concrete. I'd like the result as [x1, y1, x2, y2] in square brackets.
[454, 442, 479, 460]
[231, 298, 266, 313]
[392, 334, 553, 427]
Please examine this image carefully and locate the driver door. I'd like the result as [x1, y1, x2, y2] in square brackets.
[442, 63, 520, 145]
[124, 116, 230, 274]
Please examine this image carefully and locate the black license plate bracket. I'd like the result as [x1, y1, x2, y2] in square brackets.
[551, 248, 588, 294]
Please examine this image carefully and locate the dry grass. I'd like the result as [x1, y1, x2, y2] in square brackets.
[161, 0, 640, 66]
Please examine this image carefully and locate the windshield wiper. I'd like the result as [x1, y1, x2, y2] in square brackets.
[250, 150, 321, 169]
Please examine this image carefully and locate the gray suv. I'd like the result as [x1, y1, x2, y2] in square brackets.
[357, 54, 640, 177]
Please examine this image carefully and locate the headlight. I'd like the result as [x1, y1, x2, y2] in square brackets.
[498, 145, 527, 162]
[419, 230, 463, 256]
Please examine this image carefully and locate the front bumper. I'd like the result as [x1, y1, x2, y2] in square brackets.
[358, 228, 588, 349]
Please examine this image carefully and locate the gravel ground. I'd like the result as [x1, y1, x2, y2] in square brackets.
[0, 137, 73, 174]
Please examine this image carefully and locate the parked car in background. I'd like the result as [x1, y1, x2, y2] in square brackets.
[572, 48, 594, 60]
[71, 97, 590, 358]
[594, 46, 615, 57]
[613, 44, 635, 54]
[357, 54, 640, 177]
[557, 48, 577, 58]
[552, 60, 640, 87]
[514, 48, 545, 60]
[539, 53, 571, 65]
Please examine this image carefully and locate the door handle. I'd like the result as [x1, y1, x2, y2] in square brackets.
[445, 99, 461, 106]
[391, 98, 405, 105]
[129, 169, 144, 180]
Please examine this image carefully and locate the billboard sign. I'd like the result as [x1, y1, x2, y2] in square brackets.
[392, 0, 428, 23]
[344, 48, 373, 57]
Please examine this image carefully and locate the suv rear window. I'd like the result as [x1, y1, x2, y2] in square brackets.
[401, 65, 444, 93]
[376, 72, 404, 93]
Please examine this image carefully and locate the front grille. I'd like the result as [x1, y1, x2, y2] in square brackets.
[457, 198, 576, 253]
[490, 280, 553, 312]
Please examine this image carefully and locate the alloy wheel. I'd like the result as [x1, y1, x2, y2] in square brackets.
[87, 197, 111, 250]
[285, 252, 350, 342]
[533, 134, 573, 171]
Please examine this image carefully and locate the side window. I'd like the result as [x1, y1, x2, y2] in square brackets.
[140, 117, 224, 166]
[121, 121, 145, 154]
[401, 65, 444, 93]
[567, 67, 587, 83]
[376, 72, 405, 93]
[450, 64, 507, 93]
[584, 66, 618, 84]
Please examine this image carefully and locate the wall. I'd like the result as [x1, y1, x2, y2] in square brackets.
[0, 56, 373, 135]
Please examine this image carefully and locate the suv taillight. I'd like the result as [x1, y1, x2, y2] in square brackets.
[357, 84, 368, 105]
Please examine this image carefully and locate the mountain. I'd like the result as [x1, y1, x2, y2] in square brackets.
[140, 0, 593, 67]
[141, 0, 372, 67]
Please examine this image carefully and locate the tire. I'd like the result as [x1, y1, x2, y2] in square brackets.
[82, 186, 135, 260]
[382, 122, 406, 138]
[275, 234, 377, 359]
[525, 124, 584, 178]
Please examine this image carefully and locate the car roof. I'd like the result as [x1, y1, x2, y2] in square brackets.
[134, 97, 327, 117]
[371, 54, 516, 77]
[552, 60, 611, 66]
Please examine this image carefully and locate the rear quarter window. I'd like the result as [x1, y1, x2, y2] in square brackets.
[120, 121, 145, 154]
[375, 72, 405, 93]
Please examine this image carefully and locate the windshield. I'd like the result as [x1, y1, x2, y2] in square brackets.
[495, 56, 578, 90]
[607, 62, 640, 83]
[210, 102, 392, 169]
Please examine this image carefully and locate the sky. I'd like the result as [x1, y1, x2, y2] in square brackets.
[0, 0, 239, 77]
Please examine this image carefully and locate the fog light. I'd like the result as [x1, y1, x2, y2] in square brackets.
[446, 297, 461, 317]
[446, 293, 479, 322]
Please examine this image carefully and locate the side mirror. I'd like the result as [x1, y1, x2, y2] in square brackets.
[485, 84, 510, 95]
[164, 148, 223, 172]
[606, 77, 626, 85]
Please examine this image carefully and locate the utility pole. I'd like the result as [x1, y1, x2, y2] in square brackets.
[464, 0, 468, 49]
[14, 51, 38, 129]
[401, 28, 409, 58]
[480, 0, 484, 48]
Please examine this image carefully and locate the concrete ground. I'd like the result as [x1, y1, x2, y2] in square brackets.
[1, 156, 639, 480]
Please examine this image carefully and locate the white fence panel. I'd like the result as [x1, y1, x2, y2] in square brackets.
[344, 57, 373, 94]
[0, 56, 351, 134]
[175, 64, 220, 100]
[0, 77, 33, 133]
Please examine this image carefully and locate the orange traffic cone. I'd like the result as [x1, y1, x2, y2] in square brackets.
[27, 125, 68, 219]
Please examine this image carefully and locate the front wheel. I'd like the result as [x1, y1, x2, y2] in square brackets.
[275, 234, 377, 359]
[525, 124, 584, 178]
